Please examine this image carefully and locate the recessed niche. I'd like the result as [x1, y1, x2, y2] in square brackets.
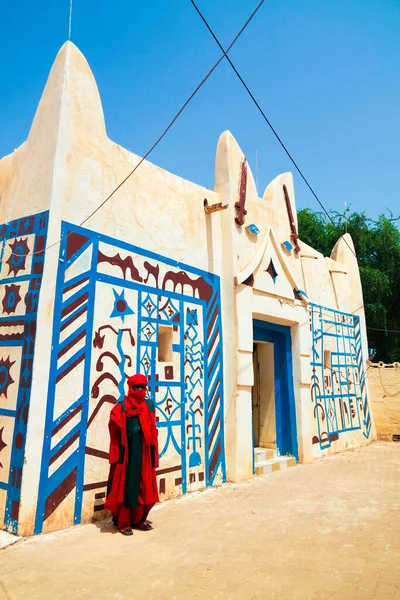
[324, 350, 331, 369]
[158, 325, 173, 362]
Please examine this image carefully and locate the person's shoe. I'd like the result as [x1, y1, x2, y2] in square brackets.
[120, 527, 133, 536]
[132, 521, 153, 531]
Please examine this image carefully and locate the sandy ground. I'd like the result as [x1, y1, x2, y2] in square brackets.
[0, 441, 399, 600]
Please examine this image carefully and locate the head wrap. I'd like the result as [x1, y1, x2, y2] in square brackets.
[125, 373, 148, 414]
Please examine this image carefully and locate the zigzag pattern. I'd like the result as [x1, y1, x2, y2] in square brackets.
[205, 291, 225, 484]
[354, 316, 372, 438]
[35, 233, 96, 534]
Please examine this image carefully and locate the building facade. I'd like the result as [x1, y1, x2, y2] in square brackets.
[0, 43, 375, 536]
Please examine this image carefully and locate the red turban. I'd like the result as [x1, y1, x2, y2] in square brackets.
[127, 374, 148, 387]
[126, 374, 148, 412]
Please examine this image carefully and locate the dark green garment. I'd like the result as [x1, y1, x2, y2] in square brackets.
[124, 415, 143, 508]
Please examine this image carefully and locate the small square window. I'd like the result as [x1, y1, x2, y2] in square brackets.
[324, 350, 331, 369]
[158, 325, 173, 362]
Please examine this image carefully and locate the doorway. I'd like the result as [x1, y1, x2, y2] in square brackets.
[252, 342, 276, 448]
[252, 320, 298, 459]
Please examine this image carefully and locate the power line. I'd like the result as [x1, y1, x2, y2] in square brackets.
[11, 0, 265, 260]
[190, 0, 358, 260]
[367, 326, 400, 334]
[81, 2, 268, 227]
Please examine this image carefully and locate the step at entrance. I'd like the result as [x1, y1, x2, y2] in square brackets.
[254, 447, 296, 476]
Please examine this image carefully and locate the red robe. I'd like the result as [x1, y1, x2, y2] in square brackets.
[105, 399, 159, 515]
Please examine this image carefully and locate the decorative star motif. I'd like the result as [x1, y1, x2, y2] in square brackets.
[266, 259, 278, 283]
[2, 284, 22, 315]
[142, 322, 156, 340]
[143, 294, 156, 316]
[6, 238, 30, 276]
[110, 289, 134, 323]
[0, 356, 15, 398]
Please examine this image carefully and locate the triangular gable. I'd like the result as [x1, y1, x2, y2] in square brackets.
[236, 228, 308, 304]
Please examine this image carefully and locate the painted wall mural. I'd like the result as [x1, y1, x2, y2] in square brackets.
[34, 222, 225, 533]
[310, 303, 371, 450]
[0, 212, 48, 533]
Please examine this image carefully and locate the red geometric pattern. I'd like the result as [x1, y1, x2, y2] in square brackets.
[2, 284, 22, 315]
[0, 356, 15, 398]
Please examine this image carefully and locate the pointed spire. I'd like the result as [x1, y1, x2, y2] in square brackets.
[28, 41, 106, 145]
[0, 42, 108, 221]
[214, 130, 257, 201]
[330, 233, 357, 265]
[330, 233, 364, 313]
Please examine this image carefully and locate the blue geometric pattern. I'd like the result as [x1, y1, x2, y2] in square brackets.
[310, 303, 371, 450]
[184, 309, 204, 468]
[110, 288, 134, 322]
[34, 221, 225, 533]
[0, 212, 48, 533]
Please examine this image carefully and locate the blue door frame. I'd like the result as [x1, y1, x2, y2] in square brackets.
[253, 319, 298, 460]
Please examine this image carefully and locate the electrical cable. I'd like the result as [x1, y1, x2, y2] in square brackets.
[190, 0, 359, 260]
[6, 1, 397, 344]
[191, 1, 399, 346]
[7, 0, 266, 259]
[367, 326, 400, 334]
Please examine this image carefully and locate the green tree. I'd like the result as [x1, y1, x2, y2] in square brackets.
[298, 208, 400, 362]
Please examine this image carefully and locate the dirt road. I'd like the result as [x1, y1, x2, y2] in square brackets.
[1, 442, 399, 600]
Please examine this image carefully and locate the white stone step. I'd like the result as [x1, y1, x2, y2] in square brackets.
[254, 447, 278, 462]
[255, 455, 297, 476]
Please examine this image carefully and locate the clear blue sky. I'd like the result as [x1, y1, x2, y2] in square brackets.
[1, 0, 399, 218]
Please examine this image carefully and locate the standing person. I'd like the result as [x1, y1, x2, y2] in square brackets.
[105, 373, 159, 535]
